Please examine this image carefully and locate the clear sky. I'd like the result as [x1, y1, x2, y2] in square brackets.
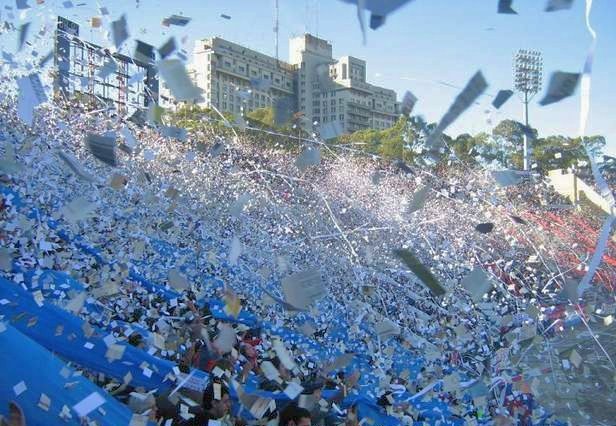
[8, 0, 616, 155]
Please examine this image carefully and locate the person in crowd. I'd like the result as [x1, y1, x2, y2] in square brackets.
[279, 404, 312, 426]
[176, 381, 245, 426]
[0, 402, 25, 426]
[0, 89, 596, 426]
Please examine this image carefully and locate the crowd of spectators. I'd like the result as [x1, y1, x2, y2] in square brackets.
[1, 94, 614, 425]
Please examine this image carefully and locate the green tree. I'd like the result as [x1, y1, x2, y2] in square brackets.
[338, 127, 381, 155]
[334, 117, 411, 160]
[334, 116, 449, 163]
[585, 135, 607, 158]
[377, 117, 412, 161]
[490, 119, 538, 168]
[532, 135, 605, 172]
[601, 155, 616, 170]
[452, 133, 479, 163]
[492, 119, 537, 145]
[246, 107, 276, 129]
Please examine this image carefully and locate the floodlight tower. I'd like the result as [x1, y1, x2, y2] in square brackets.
[514, 49, 542, 171]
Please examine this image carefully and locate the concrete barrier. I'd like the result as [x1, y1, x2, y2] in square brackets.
[547, 169, 615, 216]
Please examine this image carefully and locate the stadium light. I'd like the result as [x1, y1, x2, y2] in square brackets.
[513, 49, 543, 171]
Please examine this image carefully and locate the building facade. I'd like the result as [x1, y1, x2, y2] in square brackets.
[191, 37, 295, 115]
[288, 35, 398, 134]
[190, 33, 398, 136]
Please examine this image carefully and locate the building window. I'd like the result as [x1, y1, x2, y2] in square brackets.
[342, 63, 347, 79]
[339, 114, 344, 120]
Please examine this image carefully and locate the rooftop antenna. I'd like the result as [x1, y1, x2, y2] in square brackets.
[316, 0, 319, 38]
[274, 0, 279, 66]
[305, 0, 309, 33]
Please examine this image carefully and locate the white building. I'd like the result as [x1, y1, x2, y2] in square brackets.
[187, 33, 398, 136]
[192, 37, 295, 115]
[288, 34, 399, 134]
[159, 68, 197, 111]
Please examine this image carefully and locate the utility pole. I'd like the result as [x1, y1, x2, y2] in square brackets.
[513, 49, 542, 171]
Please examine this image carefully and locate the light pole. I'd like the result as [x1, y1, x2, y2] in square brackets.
[514, 49, 542, 171]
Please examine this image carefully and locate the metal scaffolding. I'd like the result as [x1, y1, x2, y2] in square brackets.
[54, 16, 158, 113]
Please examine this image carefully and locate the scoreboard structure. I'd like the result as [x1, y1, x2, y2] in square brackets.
[54, 16, 158, 114]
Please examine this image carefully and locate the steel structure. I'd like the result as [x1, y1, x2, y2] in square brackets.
[54, 16, 158, 114]
[513, 49, 542, 171]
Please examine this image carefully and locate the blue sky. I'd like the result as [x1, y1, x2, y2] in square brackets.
[7, 0, 616, 155]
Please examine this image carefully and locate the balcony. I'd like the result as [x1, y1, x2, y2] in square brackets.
[347, 113, 369, 126]
[347, 103, 371, 118]
[211, 64, 293, 95]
